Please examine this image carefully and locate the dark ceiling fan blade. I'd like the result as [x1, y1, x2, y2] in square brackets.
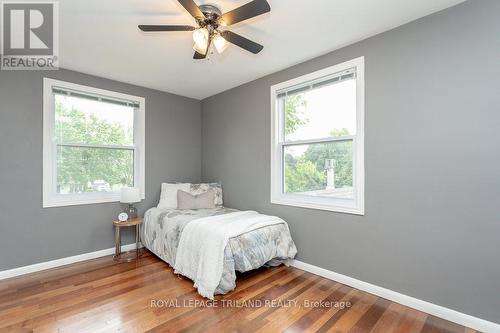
[177, 0, 205, 19]
[219, 0, 270, 26]
[139, 25, 195, 32]
[193, 51, 206, 59]
[220, 31, 263, 54]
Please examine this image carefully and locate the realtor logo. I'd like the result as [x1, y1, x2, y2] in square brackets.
[1, 1, 58, 70]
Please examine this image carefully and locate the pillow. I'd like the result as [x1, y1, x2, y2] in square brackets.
[157, 183, 191, 209]
[189, 183, 223, 206]
[177, 189, 216, 210]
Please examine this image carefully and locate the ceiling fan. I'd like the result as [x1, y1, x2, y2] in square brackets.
[139, 0, 270, 59]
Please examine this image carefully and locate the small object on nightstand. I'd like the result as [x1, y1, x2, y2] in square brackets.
[120, 187, 141, 219]
[113, 217, 144, 262]
[118, 212, 128, 222]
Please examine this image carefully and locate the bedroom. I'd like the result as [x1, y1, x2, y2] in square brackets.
[0, 0, 499, 332]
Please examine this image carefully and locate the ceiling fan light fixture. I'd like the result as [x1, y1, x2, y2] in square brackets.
[213, 34, 228, 54]
[193, 41, 208, 55]
[192, 28, 209, 51]
[139, 0, 270, 59]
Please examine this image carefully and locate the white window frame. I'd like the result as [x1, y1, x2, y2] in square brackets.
[270, 57, 365, 215]
[42, 78, 145, 208]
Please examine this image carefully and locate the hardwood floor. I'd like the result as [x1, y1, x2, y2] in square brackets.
[0, 251, 477, 333]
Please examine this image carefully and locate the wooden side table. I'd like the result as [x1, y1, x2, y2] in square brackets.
[113, 217, 143, 262]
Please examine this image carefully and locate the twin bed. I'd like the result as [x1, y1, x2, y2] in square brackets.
[141, 183, 297, 298]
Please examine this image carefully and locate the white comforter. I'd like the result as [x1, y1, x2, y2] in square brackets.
[173, 211, 288, 299]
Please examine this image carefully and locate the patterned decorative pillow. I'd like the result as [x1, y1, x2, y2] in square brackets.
[189, 183, 223, 206]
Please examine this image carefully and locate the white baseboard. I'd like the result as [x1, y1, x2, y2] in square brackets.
[0, 243, 141, 281]
[292, 260, 500, 333]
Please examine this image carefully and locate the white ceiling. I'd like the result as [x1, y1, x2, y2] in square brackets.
[59, 0, 465, 99]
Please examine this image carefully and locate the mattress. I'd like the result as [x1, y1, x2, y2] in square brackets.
[141, 206, 297, 295]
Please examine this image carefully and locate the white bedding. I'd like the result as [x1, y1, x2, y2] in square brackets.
[173, 211, 288, 299]
[141, 207, 297, 297]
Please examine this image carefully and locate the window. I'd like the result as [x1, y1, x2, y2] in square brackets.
[43, 78, 145, 207]
[271, 57, 364, 215]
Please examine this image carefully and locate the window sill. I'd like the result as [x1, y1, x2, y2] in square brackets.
[43, 193, 122, 208]
[270, 197, 364, 215]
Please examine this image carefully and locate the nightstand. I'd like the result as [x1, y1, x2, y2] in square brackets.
[113, 217, 143, 262]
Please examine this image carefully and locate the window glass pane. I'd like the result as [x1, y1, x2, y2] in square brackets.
[284, 141, 354, 199]
[56, 146, 134, 194]
[283, 78, 356, 141]
[55, 93, 134, 146]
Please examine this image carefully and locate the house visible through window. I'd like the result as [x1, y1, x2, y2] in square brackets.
[43, 78, 145, 207]
[271, 57, 364, 214]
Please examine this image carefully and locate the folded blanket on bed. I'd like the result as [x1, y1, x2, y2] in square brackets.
[174, 210, 287, 299]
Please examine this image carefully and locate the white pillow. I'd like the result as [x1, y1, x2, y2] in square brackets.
[157, 183, 191, 209]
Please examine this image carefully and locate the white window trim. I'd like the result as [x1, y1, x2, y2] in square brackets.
[270, 57, 365, 215]
[42, 78, 146, 208]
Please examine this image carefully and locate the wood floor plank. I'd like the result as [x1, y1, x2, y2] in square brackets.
[198, 275, 326, 333]
[344, 296, 392, 333]
[421, 315, 470, 333]
[396, 310, 429, 333]
[302, 287, 359, 333]
[369, 302, 408, 333]
[318, 290, 378, 333]
[283, 284, 359, 333]
[0, 251, 479, 333]
[315, 289, 364, 333]
[253, 282, 352, 333]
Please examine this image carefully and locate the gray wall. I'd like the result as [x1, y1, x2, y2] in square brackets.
[0, 69, 201, 271]
[201, 0, 500, 323]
